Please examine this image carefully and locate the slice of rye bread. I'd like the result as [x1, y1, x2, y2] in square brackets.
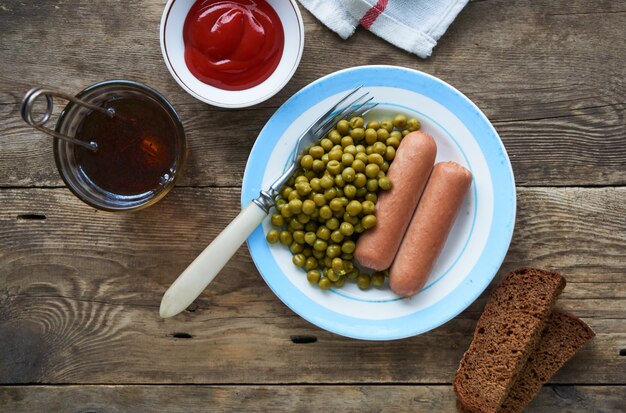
[499, 310, 595, 413]
[453, 268, 566, 413]
[456, 310, 595, 413]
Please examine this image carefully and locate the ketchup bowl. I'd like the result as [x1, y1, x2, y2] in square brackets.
[160, 0, 304, 108]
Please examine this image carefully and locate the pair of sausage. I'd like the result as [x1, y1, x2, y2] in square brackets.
[354, 131, 472, 297]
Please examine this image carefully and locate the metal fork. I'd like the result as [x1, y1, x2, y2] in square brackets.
[160, 87, 377, 318]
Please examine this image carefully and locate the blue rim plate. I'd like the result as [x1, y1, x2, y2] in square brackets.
[242, 65, 516, 340]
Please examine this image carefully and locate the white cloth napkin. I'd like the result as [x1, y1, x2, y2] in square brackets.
[297, 0, 469, 58]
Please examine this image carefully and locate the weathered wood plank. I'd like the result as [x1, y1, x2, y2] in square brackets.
[0, 0, 624, 187]
[0, 187, 624, 384]
[1, 385, 624, 413]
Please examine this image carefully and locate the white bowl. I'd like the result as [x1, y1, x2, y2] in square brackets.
[160, 0, 304, 108]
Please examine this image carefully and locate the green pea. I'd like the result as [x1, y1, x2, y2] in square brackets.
[324, 187, 337, 200]
[308, 145, 324, 158]
[376, 128, 389, 142]
[341, 167, 356, 183]
[266, 229, 279, 244]
[328, 129, 342, 144]
[291, 230, 304, 243]
[341, 153, 354, 166]
[362, 214, 377, 229]
[366, 178, 378, 192]
[328, 149, 342, 162]
[354, 222, 365, 234]
[305, 222, 317, 232]
[378, 176, 392, 191]
[289, 219, 304, 230]
[341, 240, 356, 254]
[295, 182, 312, 197]
[319, 205, 333, 220]
[304, 257, 318, 271]
[371, 271, 385, 287]
[279, 231, 293, 245]
[300, 199, 315, 215]
[297, 212, 311, 224]
[313, 193, 326, 207]
[350, 127, 365, 140]
[365, 192, 377, 203]
[339, 221, 354, 236]
[312, 249, 325, 260]
[343, 260, 354, 273]
[355, 152, 368, 163]
[344, 145, 357, 156]
[290, 242, 304, 254]
[349, 116, 364, 128]
[381, 161, 390, 173]
[365, 145, 373, 155]
[331, 257, 343, 272]
[353, 173, 367, 188]
[355, 144, 366, 154]
[326, 219, 339, 232]
[407, 118, 421, 131]
[365, 163, 380, 178]
[312, 160, 325, 172]
[288, 199, 303, 214]
[343, 184, 357, 199]
[313, 239, 328, 252]
[327, 268, 340, 282]
[386, 136, 400, 149]
[307, 269, 321, 283]
[361, 200, 375, 215]
[320, 175, 334, 189]
[334, 174, 346, 188]
[292, 254, 306, 267]
[280, 186, 293, 199]
[326, 160, 341, 175]
[346, 200, 362, 217]
[365, 128, 378, 145]
[321, 138, 333, 151]
[393, 114, 407, 129]
[341, 136, 354, 148]
[346, 268, 359, 279]
[352, 159, 366, 173]
[323, 257, 332, 268]
[384, 146, 396, 161]
[337, 119, 350, 135]
[402, 129, 410, 137]
[300, 155, 314, 169]
[381, 120, 393, 132]
[287, 191, 300, 201]
[318, 277, 332, 290]
[356, 187, 367, 198]
[329, 198, 344, 212]
[270, 213, 284, 227]
[303, 247, 312, 258]
[326, 244, 342, 258]
[280, 205, 293, 218]
[366, 120, 380, 130]
[372, 141, 386, 155]
[341, 253, 353, 261]
[316, 226, 330, 240]
[330, 230, 344, 243]
[343, 213, 359, 225]
[321, 154, 329, 164]
[367, 153, 384, 166]
[357, 274, 371, 289]
[304, 231, 317, 246]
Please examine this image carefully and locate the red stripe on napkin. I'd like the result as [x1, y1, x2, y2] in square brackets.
[359, 0, 389, 29]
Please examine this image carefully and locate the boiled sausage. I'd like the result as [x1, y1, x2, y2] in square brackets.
[354, 131, 437, 271]
[390, 161, 472, 297]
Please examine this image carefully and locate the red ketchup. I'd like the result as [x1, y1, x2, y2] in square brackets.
[183, 0, 284, 90]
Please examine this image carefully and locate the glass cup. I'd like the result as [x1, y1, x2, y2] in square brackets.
[23, 80, 186, 211]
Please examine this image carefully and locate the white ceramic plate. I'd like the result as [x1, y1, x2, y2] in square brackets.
[160, 0, 304, 108]
[242, 66, 516, 340]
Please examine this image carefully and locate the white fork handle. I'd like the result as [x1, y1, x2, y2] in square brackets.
[159, 202, 267, 318]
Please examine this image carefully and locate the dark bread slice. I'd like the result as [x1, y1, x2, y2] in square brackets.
[500, 310, 595, 413]
[453, 268, 566, 413]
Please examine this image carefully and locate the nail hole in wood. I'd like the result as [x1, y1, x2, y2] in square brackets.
[620, 349, 626, 356]
[17, 214, 46, 221]
[290, 335, 317, 344]
[172, 332, 193, 339]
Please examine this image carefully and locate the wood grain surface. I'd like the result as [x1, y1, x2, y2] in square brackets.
[0, 0, 624, 187]
[1, 385, 625, 412]
[1, 187, 624, 384]
[0, 0, 625, 411]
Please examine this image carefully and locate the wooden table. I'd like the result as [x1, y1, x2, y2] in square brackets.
[1, 1, 624, 411]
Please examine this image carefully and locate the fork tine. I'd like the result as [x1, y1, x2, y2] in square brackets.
[313, 92, 370, 136]
[343, 95, 375, 121]
[309, 86, 362, 131]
